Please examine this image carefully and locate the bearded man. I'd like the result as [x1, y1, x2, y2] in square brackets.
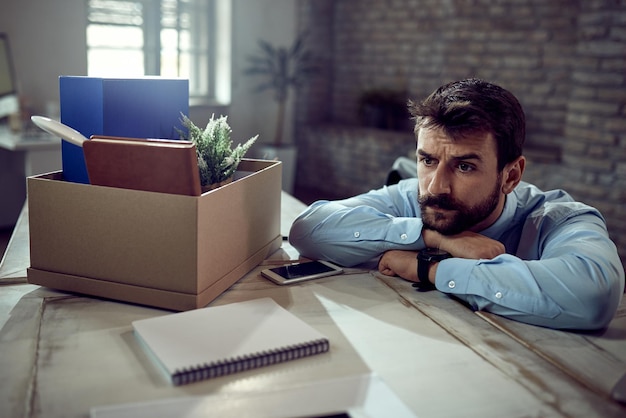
[289, 78, 624, 331]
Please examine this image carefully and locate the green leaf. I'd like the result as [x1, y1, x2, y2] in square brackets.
[178, 114, 257, 187]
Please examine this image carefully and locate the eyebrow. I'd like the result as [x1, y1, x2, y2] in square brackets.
[417, 149, 483, 162]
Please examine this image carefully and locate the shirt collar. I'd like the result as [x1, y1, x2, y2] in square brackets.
[480, 192, 518, 239]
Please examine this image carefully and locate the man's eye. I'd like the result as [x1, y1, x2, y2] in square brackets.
[458, 163, 474, 172]
[420, 157, 434, 166]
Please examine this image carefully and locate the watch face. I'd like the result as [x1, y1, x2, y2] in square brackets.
[422, 248, 448, 257]
[419, 248, 451, 262]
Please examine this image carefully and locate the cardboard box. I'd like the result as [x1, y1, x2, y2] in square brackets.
[59, 76, 189, 184]
[27, 159, 281, 311]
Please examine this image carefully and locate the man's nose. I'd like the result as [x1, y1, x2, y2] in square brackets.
[427, 166, 451, 195]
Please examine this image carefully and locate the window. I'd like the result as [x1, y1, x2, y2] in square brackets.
[86, 0, 231, 103]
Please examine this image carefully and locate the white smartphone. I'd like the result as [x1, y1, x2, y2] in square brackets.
[261, 260, 344, 285]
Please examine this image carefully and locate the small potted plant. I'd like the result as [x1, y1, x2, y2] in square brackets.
[358, 88, 410, 131]
[178, 114, 257, 192]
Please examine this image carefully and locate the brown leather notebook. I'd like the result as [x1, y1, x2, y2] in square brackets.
[83, 136, 201, 196]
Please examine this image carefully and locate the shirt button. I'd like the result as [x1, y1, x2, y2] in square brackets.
[400, 233, 408, 240]
[354, 231, 360, 238]
[448, 281, 456, 289]
[495, 291, 503, 299]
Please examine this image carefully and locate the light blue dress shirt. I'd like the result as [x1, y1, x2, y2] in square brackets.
[289, 179, 625, 330]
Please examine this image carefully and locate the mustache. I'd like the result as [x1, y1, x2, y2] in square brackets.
[418, 194, 459, 210]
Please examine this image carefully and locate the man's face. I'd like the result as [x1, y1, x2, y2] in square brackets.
[417, 126, 505, 235]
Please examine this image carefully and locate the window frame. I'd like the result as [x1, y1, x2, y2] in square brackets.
[85, 0, 231, 104]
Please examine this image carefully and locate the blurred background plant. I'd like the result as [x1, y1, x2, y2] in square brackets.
[244, 32, 319, 147]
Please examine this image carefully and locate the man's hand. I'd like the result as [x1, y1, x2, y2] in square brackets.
[378, 230, 506, 285]
[423, 229, 505, 259]
[378, 250, 419, 282]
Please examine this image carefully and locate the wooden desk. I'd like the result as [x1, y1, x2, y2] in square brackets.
[1, 194, 625, 417]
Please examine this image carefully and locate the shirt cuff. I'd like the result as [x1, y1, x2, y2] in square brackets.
[434, 257, 475, 293]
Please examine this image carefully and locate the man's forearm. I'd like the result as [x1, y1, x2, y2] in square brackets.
[423, 229, 506, 260]
[290, 201, 426, 267]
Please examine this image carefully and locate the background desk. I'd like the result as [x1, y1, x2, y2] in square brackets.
[1, 193, 625, 418]
[0, 125, 61, 228]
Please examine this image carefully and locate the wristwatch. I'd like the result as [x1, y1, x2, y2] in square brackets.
[415, 248, 451, 291]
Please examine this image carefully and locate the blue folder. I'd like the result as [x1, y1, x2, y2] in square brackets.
[59, 76, 189, 184]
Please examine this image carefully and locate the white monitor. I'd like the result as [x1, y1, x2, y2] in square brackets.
[0, 33, 19, 119]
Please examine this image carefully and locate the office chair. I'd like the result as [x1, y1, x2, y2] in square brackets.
[385, 156, 417, 186]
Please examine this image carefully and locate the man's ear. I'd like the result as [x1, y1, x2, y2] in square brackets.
[502, 156, 525, 194]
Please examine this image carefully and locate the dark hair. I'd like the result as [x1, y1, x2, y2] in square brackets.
[408, 78, 525, 171]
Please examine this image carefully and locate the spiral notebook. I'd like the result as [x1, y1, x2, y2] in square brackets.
[132, 298, 330, 385]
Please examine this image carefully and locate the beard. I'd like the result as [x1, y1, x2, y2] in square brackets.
[418, 176, 502, 236]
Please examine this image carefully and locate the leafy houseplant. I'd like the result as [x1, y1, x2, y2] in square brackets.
[244, 32, 319, 147]
[178, 114, 257, 191]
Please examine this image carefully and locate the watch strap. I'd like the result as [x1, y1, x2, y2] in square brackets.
[415, 253, 436, 292]
[414, 248, 451, 292]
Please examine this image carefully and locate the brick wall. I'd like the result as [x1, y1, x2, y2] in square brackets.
[297, 125, 415, 197]
[294, 0, 626, 268]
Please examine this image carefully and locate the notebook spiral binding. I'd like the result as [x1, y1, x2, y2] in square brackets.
[172, 338, 330, 386]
